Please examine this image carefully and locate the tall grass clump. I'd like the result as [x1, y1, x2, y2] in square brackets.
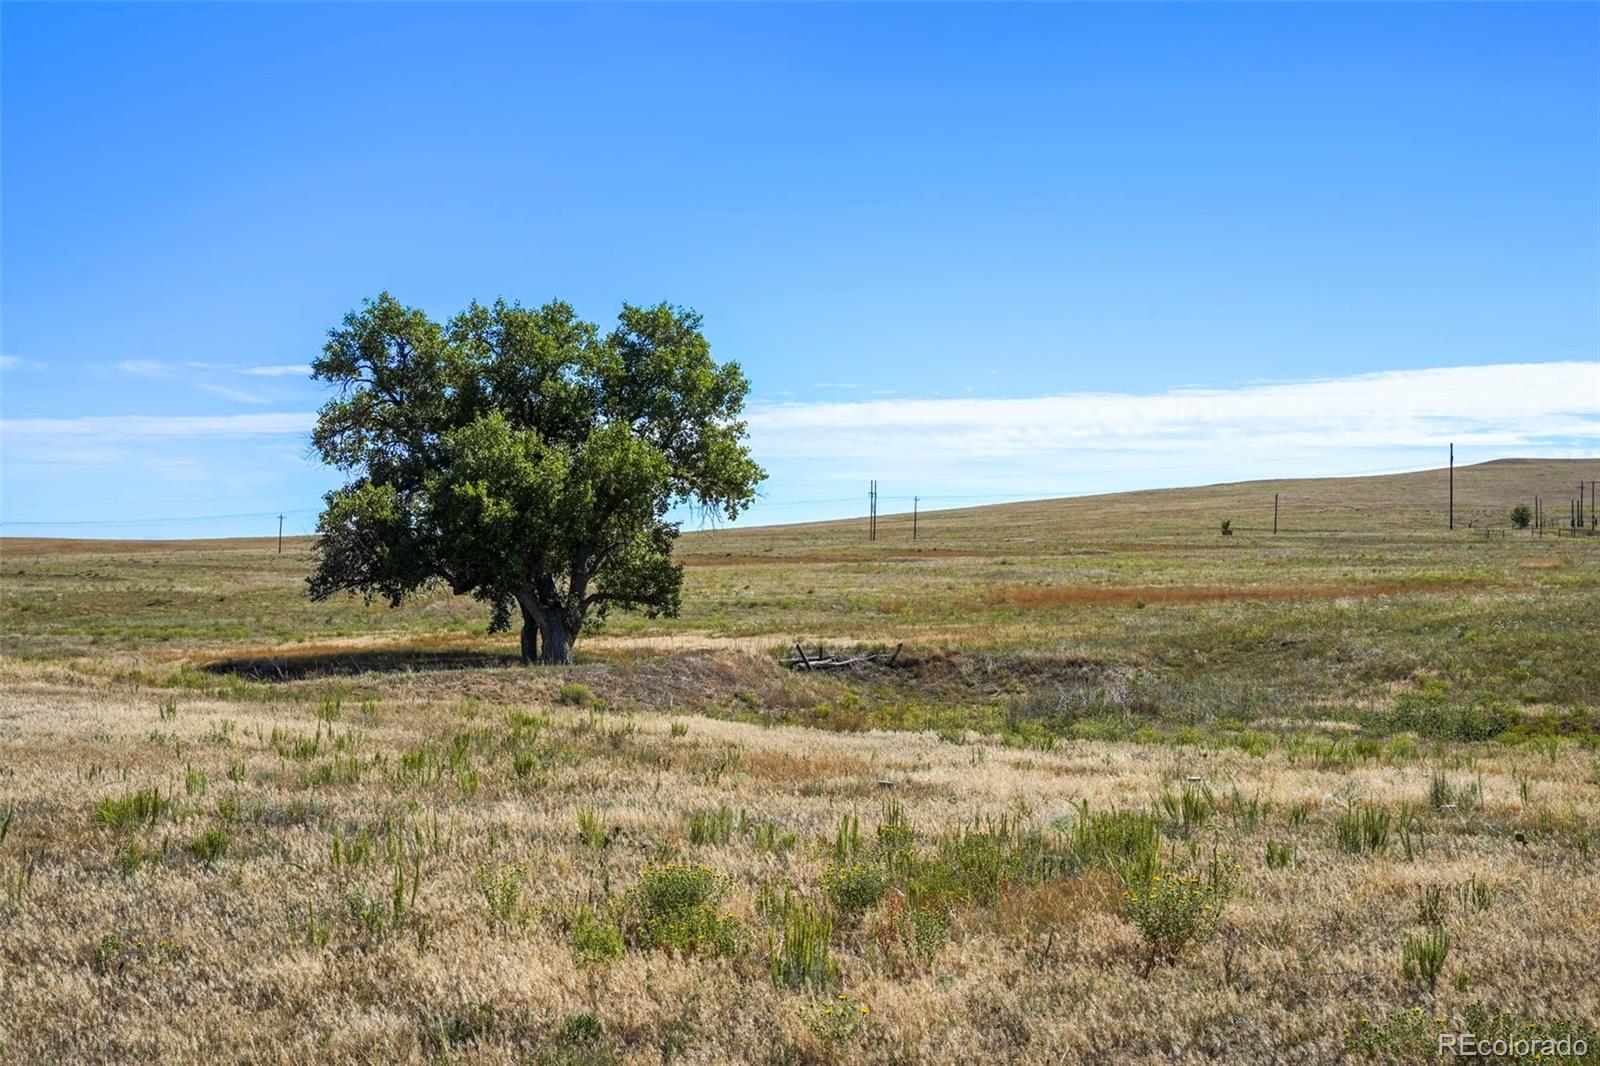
[93, 787, 173, 831]
[1062, 802, 1159, 877]
[1157, 782, 1215, 834]
[569, 903, 624, 964]
[1335, 803, 1392, 854]
[687, 805, 735, 846]
[1401, 927, 1451, 992]
[576, 807, 610, 849]
[768, 898, 836, 991]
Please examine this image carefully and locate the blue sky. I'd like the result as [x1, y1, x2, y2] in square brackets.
[2, 2, 1597, 538]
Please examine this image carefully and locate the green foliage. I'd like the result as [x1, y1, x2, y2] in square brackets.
[1157, 782, 1215, 833]
[876, 798, 917, 859]
[1265, 839, 1293, 869]
[557, 683, 594, 707]
[1415, 884, 1448, 925]
[576, 807, 610, 850]
[306, 293, 765, 664]
[1511, 505, 1533, 529]
[1456, 875, 1495, 914]
[751, 817, 797, 854]
[115, 839, 158, 877]
[1335, 803, 1392, 854]
[687, 805, 735, 846]
[1061, 802, 1159, 876]
[831, 811, 862, 862]
[286, 899, 333, 952]
[767, 897, 836, 991]
[477, 863, 529, 929]
[187, 828, 231, 867]
[1401, 926, 1450, 992]
[630, 863, 738, 957]
[1120, 857, 1237, 976]
[93, 787, 173, 831]
[569, 903, 624, 964]
[801, 994, 869, 1050]
[821, 862, 888, 917]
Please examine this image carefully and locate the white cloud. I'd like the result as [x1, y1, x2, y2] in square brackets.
[1, 412, 315, 442]
[117, 359, 173, 378]
[0, 355, 21, 372]
[750, 362, 1600, 462]
[238, 364, 311, 378]
[183, 361, 311, 377]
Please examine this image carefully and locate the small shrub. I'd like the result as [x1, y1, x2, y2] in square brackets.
[1121, 858, 1236, 976]
[1062, 803, 1159, 876]
[560, 1011, 603, 1044]
[752, 818, 797, 854]
[876, 798, 917, 859]
[1265, 839, 1293, 869]
[832, 812, 862, 862]
[669, 720, 688, 738]
[477, 863, 528, 929]
[1219, 519, 1233, 536]
[286, 899, 332, 951]
[630, 863, 738, 957]
[802, 994, 869, 1050]
[821, 862, 887, 917]
[1401, 926, 1450, 992]
[1511, 505, 1532, 529]
[557, 683, 595, 708]
[1157, 782, 1215, 834]
[115, 840, 157, 877]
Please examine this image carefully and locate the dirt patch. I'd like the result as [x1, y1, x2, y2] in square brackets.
[1519, 560, 1563, 570]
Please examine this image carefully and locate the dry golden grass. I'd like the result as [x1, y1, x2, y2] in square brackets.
[1, 458, 1597, 1063]
[0, 682, 1596, 1063]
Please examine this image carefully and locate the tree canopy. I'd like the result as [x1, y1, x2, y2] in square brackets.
[307, 293, 764, 664]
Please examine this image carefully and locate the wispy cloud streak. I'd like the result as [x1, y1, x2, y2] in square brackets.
[749, 363, 1600, 461]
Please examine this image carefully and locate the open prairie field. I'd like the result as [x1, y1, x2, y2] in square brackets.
[1, 459, 1598, 1063]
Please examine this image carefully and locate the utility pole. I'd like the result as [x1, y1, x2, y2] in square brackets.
[1273, 493, 1279, 535]
[913, 496, 918, 541]
[1448, 443, 1454, 530]
[867, 481, 877, 542]
[277, 514, 284, 554]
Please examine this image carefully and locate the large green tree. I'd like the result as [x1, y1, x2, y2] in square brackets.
[307, 293, 764, 664]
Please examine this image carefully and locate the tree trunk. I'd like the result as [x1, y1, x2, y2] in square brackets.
[536, 610, 576, 666]
[519, 618, 538, 666]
